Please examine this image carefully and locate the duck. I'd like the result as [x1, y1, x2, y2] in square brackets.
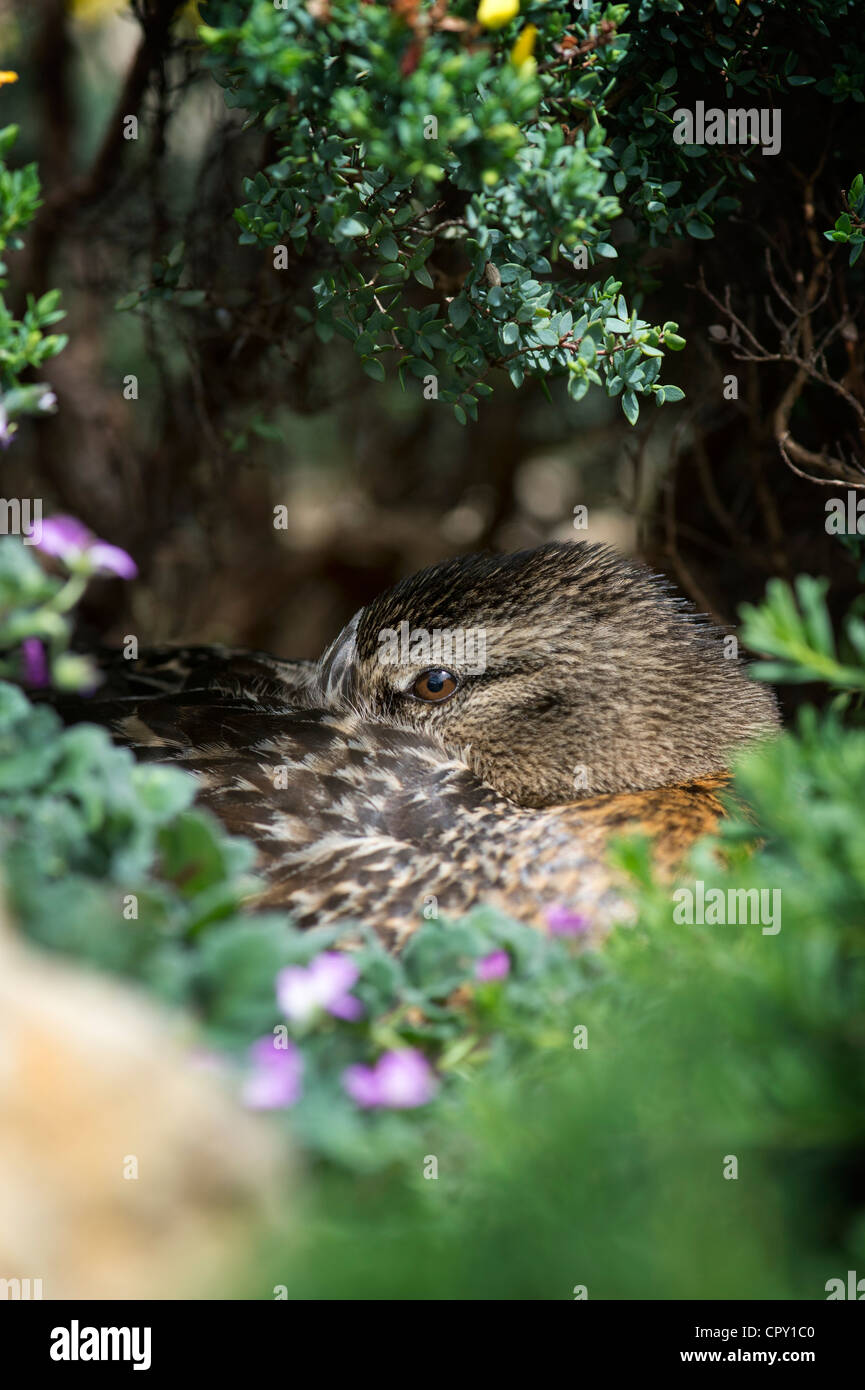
[69, 542, 779, 948]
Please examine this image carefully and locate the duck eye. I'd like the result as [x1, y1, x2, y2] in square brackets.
[411, 668, 458, 703]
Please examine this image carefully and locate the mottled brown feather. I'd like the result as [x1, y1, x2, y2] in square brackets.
[52, 544, 777, 947]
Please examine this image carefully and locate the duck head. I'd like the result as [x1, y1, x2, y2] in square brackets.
[314, 541, 779, 807]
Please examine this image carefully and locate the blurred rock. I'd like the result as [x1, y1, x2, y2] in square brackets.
[514, 455, 574, 523]
[0, 897, 287, 1299]
[549, 508, 638, 553]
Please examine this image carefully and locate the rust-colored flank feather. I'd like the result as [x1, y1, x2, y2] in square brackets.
[60, 543, 778, 948]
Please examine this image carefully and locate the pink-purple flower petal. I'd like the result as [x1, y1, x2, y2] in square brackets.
[375, 1050, 438, 1107]
[20, 637, 49, 688]
[88, 541, 138, 580]
[545, 904, 589, 937]
[328, 992, 365, 1022]
[242, 1034, 303, 1109]
[309, 951, 359, 998]
[33, 515, 137, 580]
[342, 1048, 437, 1110]
[276, 950, 362, 1023]
[342, 1063, 382, 1109]
[475, 949, 510, 981]
[35, 515, 93, 559]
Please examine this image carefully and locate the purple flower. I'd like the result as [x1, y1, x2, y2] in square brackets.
[341, 1062, 382, 1109]
[276, 950, 363, 1025]
[475, 949, 510, 982]
[545, 904, 589, 937]
[35, 515, 92, 558]
[20, 638, 49, 688]
[326, 990, 365, 1022]
[342, 1048, 437, 1110]
[88, 541, 138, 579]
[242, 1034, 303, 1110]
[34, 515, 137, 579]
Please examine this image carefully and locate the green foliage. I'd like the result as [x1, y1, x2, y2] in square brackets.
[739, 574, 865, 692]
[183, 0, 865, 426]
[0, 539, 96, 690]
[114, 239, 208, 313]
[243, 704, 865, 1298]
[255, 927, 864, 1298]
[824, 172, 865, 268]
[243, 606, 865, 1295]
[0, 673, 259, 975]
[1, 0, 863, 1298]
[0, 126, 66, 443]
[195, 0, 686, 424]
[0, 636, 599, 1167]
[0, 536, 603, 1174]
[2, 531, 865, 1294]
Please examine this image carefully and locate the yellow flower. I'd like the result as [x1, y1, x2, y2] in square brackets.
[510, 24, 537, 69]
[0, 71, 18, 86]
[477, 0, 520, 31]
[68, 0, 125, 22]
[69, 0, 198, 25]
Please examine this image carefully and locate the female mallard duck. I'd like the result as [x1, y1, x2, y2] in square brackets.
[72, 542, 779, 947]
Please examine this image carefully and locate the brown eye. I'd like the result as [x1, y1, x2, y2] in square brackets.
[411, 668, 458, 703]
